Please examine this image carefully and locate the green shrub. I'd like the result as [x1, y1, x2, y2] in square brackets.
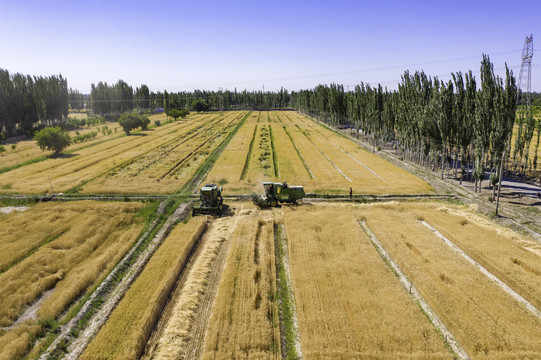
[34, 127, 71, 154]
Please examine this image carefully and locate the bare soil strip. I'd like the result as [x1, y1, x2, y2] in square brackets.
[421, 220, 541, 319]
[359, 220, 469, 360]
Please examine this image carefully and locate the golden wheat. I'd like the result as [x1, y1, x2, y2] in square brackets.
[201, 210, 280, 359]
[363, 202, 541, 358]
[0, 201, 144, 327]
[282, 204, 452, 359]
[0, 112, 211, 193]
[81, 216, 207, 360]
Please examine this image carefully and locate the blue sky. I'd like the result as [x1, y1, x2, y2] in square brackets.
[1, 0, 539, 93]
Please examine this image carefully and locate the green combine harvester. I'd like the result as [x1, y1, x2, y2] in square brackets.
[192, 184, 224, 216]
[251, 181, 305, 207]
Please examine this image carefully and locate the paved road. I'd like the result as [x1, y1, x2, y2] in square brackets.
[500, 176, 541, 199]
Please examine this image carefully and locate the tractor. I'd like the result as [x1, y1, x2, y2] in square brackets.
[251, 181, 305, 207]
[192, 184, 223, 216]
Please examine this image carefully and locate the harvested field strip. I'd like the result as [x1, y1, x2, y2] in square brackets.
[294, 124, 352, 182]
[326, 138, 389, 183]
[281, 119, 342, 186]
[269, 125, 279, 177]
[290, 111, 431, 193]
[421, 220, 541, 318]
[415, 205, 541, 312]
[80, 217, 207, 359]
[145, 215, 237, 359]
[0, 122, 124, 172]
[241, 125, 258, 180]
[365, 203, 541, 358]
[282, 206, 452, 358]
[158, 113, 242, 180]
[269, 123, 313, 185]
[275, 223, 302, 359]
[201, 209, 280, 359]
[82, 113, 235, 194]
[281, 125, 314, 179]
[0, 114, 213, 193]
[293, 120, 389, 185]
[106, 113, 223, 177]
[359, 220, 468, 359]
[202, 112, 257, 192]
[245, 124, 276, 184]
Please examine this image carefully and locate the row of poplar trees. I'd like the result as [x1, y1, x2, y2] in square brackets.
[0, 69, 69, 137]
[292, 55, 540, 189]
[89, 84, 291, 116]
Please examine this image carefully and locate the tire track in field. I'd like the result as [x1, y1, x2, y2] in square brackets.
[290, 112, 389, 184]
[143, 215, 239, 360]
[420, 220, 541, 319]
[294, 124, 352, 182]
[108, 114, 225, 177]
[359, 220, 469, 360]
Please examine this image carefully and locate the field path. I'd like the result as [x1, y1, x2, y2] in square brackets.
[359, 220, 469, 359]
[143, 214, 241, 359]
[421, 220, 541, 318]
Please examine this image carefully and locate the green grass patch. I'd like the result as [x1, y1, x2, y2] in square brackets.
[274, 224, 298, 360]
[268, 125, 279, 177]
[240, 123, 257, 181]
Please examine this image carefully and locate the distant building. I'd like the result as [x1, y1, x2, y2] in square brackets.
[156, 108, 165, 113]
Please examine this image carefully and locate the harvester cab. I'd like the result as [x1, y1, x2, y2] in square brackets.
[251, 181, 305, 207]
[192, 184, 223, 216]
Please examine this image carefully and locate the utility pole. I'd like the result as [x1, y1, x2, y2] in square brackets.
[496, 34, 533, 216]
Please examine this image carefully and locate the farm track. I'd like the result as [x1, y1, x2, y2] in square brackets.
[143, 215, 237, 359]
[421, 220, 541, 318]
[291, 112, 389, 184]
[359, 220, 469, 360]
[294, 124, 352, 182]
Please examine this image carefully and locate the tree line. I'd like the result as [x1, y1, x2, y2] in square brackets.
[89, 84, 292, 116]
[291, 55, 540, 185]
[0, 69, 68, 137]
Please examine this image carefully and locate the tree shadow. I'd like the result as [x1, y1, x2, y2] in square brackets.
[50, 153, 78, 159]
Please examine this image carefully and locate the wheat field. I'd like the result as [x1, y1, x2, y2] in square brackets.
[204, 111, 432, 195]
[0, 120, 125, 171]
[0, 112, 221, 194]
[363, 202, 541, 358]
[201, 208, 280, 359]
[282, 204, 452, 359]
[81, 216, 207, 359]
[0, 201, 145, 359]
